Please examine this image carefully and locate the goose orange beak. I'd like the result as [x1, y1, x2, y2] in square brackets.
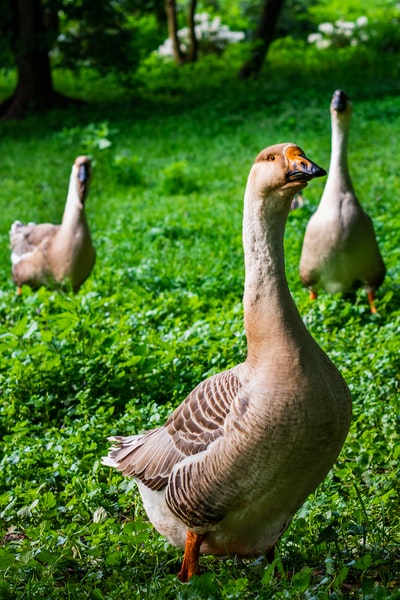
[286, 146, 326, 183]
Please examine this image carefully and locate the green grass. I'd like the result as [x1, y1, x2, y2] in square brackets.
[0, 44, 400, 598]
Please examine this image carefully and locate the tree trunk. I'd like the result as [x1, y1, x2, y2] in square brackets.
[239, 0, 285, 79]
[0, 0, 77, 120]
[164, 0, 198, 65]
[186, 0, 198, 63]
[165, 0, 185, 65]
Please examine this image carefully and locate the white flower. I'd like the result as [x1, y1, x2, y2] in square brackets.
[356, 16, 368, 27]
[93, 507, 108, 523]
[316, 38, 332, 49]
[307, 32, 323, 44]
[335, 19, 355, 32]
[195, 12, 209, 24]
[229, 31, 245, 42]
[212, 17, 222, 30]
[318, 22, 335, 35]
[157, 38, 173, 56]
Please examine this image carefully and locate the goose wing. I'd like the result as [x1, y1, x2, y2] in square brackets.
[10, 221, 59, 261]
[103, 365, 242, 492]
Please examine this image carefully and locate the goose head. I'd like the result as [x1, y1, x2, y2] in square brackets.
[331, 89, 352, 123]
[73, 156, 92, 203]
[248, 143, 326, 214]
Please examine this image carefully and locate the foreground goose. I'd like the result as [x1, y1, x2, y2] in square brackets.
[103, 143, 352, 582]
[299, 90, 386, 313]
[10, 156, 95, 293]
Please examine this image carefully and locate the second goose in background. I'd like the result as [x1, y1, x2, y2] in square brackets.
[10, 156, 96, 293]
[299, 90, 386, 313]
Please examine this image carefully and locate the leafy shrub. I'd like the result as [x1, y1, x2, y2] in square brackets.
[308, 16, 369, 49]
[160, 160, 199, 194]
[56, 121, 114, 153]
[307, 3, 400, 52]
[112, 152, 143, 186]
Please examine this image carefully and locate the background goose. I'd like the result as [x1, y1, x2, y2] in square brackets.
[299, 90, 386, 312]
[103, 143, 352, 582]
[10, 156, 95, 293]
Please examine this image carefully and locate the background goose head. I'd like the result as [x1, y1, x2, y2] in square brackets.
[73, 156, 92, 204]
[331, 89, 352, 124]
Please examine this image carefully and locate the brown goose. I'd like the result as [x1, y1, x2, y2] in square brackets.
[299, 90, 386, 312]
[103, 143, 352, 582]
[10, 156, 95, 293]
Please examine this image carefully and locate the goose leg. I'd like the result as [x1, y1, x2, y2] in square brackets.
[178, 531, 205, 582]
[367, 290, 377, 314]
[309, 290, 318, 300]
[266, 545, 275, 563]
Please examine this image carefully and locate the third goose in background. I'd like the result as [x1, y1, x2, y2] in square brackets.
[299, 90, 386, 313]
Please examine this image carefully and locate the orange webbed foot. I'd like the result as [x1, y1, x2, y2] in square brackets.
[178, 531, 205, 582]
[367, 290, 377, 314]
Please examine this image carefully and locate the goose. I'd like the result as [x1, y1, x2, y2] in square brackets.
[102, 143, 352, 582]
[10, 156, 95, 293]
[299, 90, 386, 313]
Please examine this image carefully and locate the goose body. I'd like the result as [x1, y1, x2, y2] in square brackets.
[10, 156, 95, 293]
[299, 90, 385, 312]
[103, 143, 352, 581]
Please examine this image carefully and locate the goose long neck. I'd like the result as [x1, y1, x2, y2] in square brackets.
[61, 173, 86, 229]
[327, 113, 354, 192]
[242, 189, 302, 364]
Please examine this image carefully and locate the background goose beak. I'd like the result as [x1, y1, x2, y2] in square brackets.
[78, 163, 90, 183]
[332, 89, 349, 113]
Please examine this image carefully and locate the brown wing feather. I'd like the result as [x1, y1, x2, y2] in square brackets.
[166, 366, 240, 454]
[10, 222, 59, 257]
[165, 383, 251, 527]
[104, 366, 242, 492]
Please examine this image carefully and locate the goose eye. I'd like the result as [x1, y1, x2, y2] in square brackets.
[267, 154, 275, 162]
